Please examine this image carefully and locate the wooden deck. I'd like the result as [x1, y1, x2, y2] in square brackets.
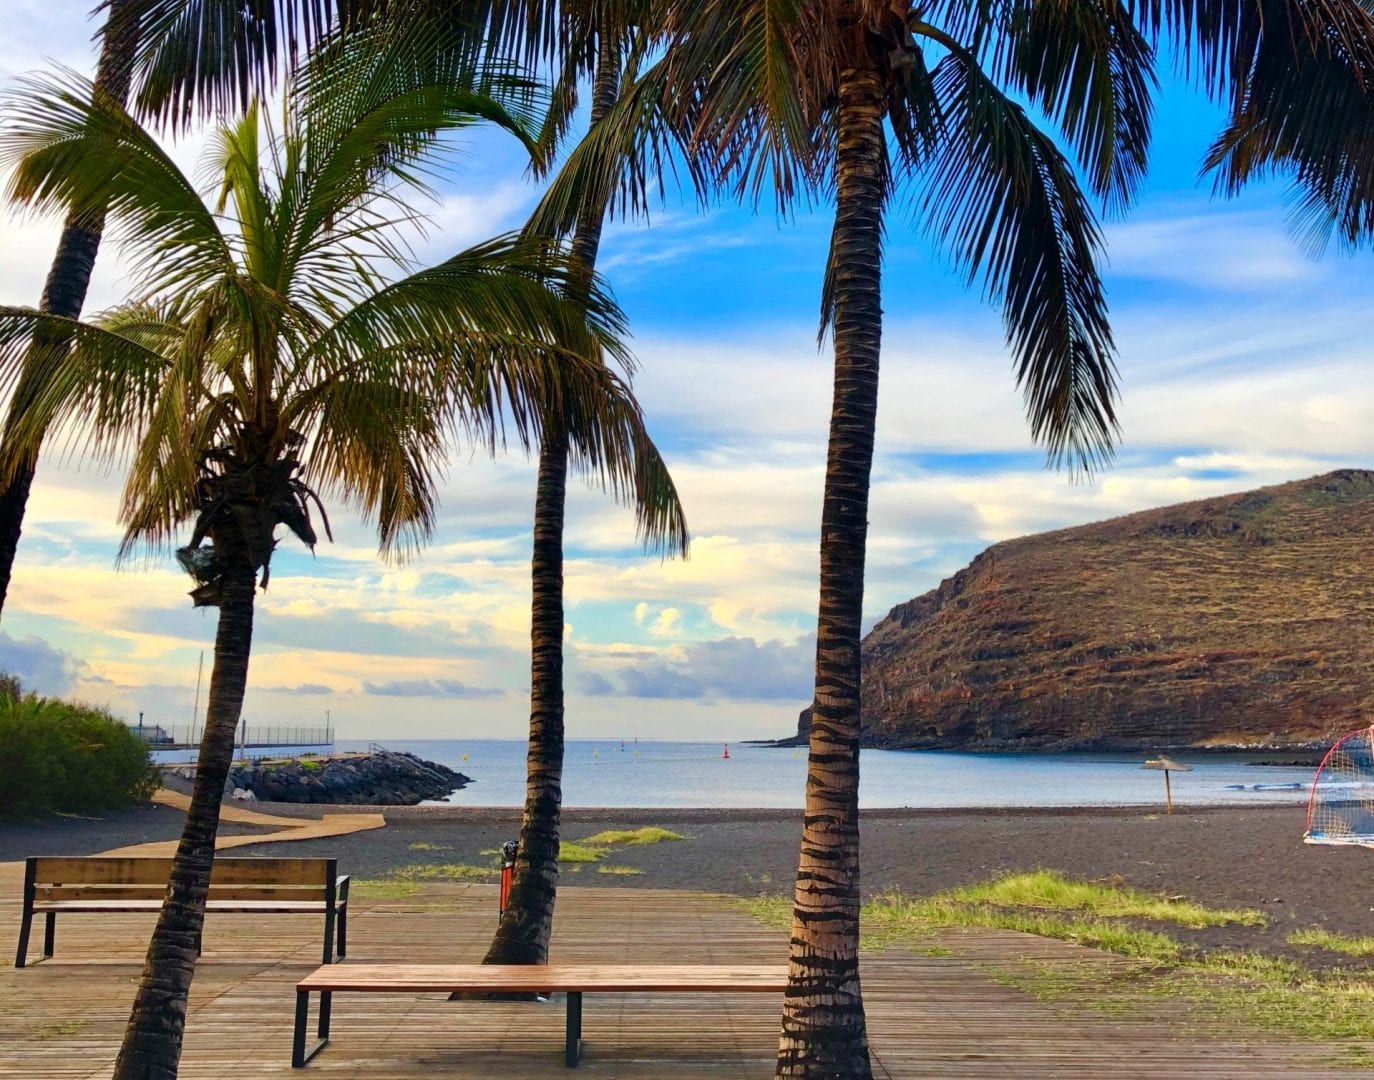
[0, 873, 1363, 1078]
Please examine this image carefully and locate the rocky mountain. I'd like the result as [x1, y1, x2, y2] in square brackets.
[792, 470, 1374, 751]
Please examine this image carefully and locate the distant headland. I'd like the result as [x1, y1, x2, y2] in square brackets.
[774, 470, 1374, 753]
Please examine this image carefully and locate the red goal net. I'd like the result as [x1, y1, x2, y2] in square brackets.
[1306, 727, 1374, 846]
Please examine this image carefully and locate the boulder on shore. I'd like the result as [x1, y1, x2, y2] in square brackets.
[219, 750, 470, 805]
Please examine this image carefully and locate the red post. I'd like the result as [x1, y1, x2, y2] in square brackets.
[498, 839, 518, 919]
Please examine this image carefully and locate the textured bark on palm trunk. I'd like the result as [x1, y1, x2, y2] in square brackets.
[482, 427, 570, 964]
[0, 0, 138, 618]
[111, 531, 256, 1080]
[482, 35, 619, 967]
[776, 62, 883, 1080]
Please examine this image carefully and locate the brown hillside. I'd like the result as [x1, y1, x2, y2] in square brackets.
[810, 469, 1374, 751]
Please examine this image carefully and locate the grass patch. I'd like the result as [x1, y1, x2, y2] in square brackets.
[407, 841, 449, 852]
[943, 870, 1265, 928]
[352, 879, 421, 899]
[579, 827, 685, 847]
[596, 865, 645, 876]
[743, 871, 1374, 1052]
[559, 841, 606, 863]
[1289, 928, 1374, 957]
[386, 863, 500, 881]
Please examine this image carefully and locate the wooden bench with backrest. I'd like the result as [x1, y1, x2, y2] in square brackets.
[291, 963, 787, 1068]
[15, 856, 349, 968]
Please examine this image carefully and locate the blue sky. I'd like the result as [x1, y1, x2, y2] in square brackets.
[1, 2, 1371, 740]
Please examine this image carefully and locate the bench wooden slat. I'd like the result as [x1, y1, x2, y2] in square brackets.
[35, 900, 334, 913]
[37, 885, 332, 902]
[31, 857, 332, 887]
[297, 964, 788, 994]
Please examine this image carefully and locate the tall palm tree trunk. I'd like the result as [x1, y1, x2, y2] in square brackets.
[0, 0, 138, 618]
[482, 35, 619, 967]
[775, 61, 883, 1080]
[112, 529, 258, 1080]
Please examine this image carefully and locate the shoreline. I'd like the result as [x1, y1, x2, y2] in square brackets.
[178, 797, 1312, 824]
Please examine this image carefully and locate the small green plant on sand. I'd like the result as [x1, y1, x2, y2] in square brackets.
[580, 827, 685, 847]
[942, 870, 1265, 928]
[408, 841, 448, 851]
[386, 863, 500, 881]
[1289, 929, 1374, 957]
[597, 865, 645, 876]
[559, 841, 606, 863]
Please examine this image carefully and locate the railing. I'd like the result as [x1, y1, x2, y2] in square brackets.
[128, 723, 334, 749]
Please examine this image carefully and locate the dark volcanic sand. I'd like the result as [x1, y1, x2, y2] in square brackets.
[7, 801, 1368, 970]
[0, 803, 275, 861]
[224, 802, 1365, 970]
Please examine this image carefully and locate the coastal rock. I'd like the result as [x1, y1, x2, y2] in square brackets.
[226, 749, 470, 805]
[791, 470, 1374, 752]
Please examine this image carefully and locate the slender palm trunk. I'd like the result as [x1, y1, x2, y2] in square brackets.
[775, 62, 884, 1080]
[482, 35, 619, 966]
[112, 530, 257, 1080]
[0, 0, 138, 618]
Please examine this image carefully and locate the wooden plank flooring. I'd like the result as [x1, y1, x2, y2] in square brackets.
[0, 876, 1365, 1078]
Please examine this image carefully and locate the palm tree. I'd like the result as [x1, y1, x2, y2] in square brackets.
[107, 0, 689, 970]
[481, 15, 692, 969]
[0, 0, 140, 616]
[0, 27, 661, 1079]
[533, 0, 1374, 1073]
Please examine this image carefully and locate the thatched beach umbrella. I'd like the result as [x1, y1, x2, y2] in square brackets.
[1142, 756, 1193, 814]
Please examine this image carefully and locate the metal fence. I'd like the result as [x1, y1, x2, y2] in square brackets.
[127, 723, 334, 749]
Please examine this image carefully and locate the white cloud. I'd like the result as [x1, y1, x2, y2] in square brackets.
[1105, 210, 1322, 289]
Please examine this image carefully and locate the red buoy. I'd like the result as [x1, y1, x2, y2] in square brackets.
[722, 743, 730, 760]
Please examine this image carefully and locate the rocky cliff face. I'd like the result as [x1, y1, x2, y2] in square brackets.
[793, 470, 1374, 751]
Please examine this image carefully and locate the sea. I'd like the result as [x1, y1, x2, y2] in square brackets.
[154, 738, 1322, 810]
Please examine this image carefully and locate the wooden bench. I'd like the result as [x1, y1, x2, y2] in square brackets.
[291, 963, 787, 1068]
[15, 856, 350, 968]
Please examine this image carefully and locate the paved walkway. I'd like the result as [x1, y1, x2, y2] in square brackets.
[0, 882, 1363, 1078]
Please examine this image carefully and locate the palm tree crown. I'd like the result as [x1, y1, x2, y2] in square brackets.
[0, 29, 656, 573]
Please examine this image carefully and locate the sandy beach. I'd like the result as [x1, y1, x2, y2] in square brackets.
[6, 798, 1367, 972]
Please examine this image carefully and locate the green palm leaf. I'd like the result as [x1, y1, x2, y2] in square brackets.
[918, 42, 1119, 474]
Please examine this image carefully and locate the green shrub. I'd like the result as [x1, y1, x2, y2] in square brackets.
[0, 692, 160, 820]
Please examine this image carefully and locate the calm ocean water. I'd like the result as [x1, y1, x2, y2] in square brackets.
[154, 738, 1317, 808]
[300, 738, 1314, 809]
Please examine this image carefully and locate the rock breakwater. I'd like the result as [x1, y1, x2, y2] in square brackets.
[220, 750, 471, 805]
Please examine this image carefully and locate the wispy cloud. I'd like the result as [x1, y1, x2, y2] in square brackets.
[1105, 210, 1321, 290]
[362, 678, 505, 699]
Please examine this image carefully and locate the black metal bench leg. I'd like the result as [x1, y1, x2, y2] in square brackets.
[292, 990, 308, 1068]
[14, 905, 33, 968]
[42, 913, 55, 960]
[292, 990, 329, 1068]
[335, 906, 346, 960]
[322, 908, 335, 965]
[564, 992, 583, 1067]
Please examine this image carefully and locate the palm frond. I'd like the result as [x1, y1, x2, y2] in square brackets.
[524, 55, 700, 238]
[919, 47, 1119, 474]
[920, 0, 1156, 211]
[0, 306, 171, 484]
[0, 68, 233, 296]
[276, 19, 544, 297]
[1201, 0, 1374, 251]
[663, 0, 822, 210]
[122, 0, 341, 125]
[298, 234, 631, 388]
